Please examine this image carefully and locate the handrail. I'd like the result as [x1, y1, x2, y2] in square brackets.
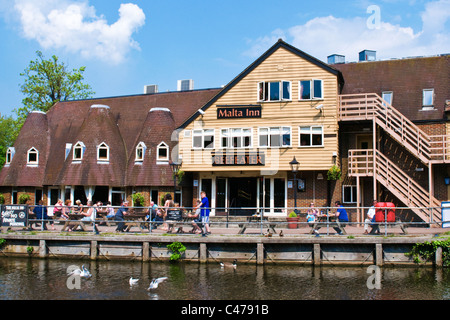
[348, 149, 441, 222]
[340, 93, 450, 163]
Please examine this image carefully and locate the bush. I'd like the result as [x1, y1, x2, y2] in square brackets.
[288, 211, 298, 218]
[132, 192, 145, 207]
[327, 165, 342, 181]
[18, 193, 31, 204]
[167, 241, 186, 261]
[0, 194, 5, 205]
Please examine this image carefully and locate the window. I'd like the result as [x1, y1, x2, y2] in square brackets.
[423, 89, 434, 108]
[97, 142, 109, 162]
[5, 147, 14, 165]
[221, 128, 252, 148]
[157, 142, 169, 161]
[193, 129, 214, 149]
[382, 91, 393, 106]
[343, 185, 357, 203]
[258, 81, 291, 102]
[73, 142, 85, 161]
[299, 80, 323, 100]
[259, 127, 291, 148]
[299, 126, 323, 147]
[135, 142, 147, 162]
[27, 147, 38, 165]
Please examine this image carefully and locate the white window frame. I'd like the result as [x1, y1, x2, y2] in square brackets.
[342, 185, 357, 204]
[220, 128, 252, 149]
[27, 147, 39, 165]
[299, 79, 324, 100]
[422, 89, 434, 108]
[97, 142, 109, 162]
[157, 142, 169, 162]
[258, 81, 292, 102]
[258, 127, 291, 148]
[192, 129, 215, 149]
[382, 91, 393, 106]
[299, 126, 324, 147]
[135, 142, 147, 162]
[73, 141, 85, 161]
[5, 147, 15, 165]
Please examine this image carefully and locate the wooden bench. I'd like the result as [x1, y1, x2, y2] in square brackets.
[309, 215, 347, 235]
[370, 220, 408, 235]
[238, 216, 277, 235]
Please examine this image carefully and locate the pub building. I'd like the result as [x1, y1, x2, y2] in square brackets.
[1, 39, 449, 225]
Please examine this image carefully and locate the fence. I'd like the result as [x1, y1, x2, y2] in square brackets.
[1, 204, 446, 236]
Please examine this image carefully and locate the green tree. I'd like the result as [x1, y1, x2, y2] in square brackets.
[0, 115, 19, 167]
[15, 50, 94, 124]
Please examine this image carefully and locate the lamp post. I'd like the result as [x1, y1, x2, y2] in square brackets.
[289, 156, 299, 213]
[170, 160, 182, 203]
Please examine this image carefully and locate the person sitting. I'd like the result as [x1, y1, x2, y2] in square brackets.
[333, 201, 349, 235]
[114, 201, 129, 232]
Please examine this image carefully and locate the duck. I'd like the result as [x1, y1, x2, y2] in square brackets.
[148, 277, 168, 290]
[220, 259, 237, 269]
[129, 277, 139, 286]
[264, 229, 273, 237]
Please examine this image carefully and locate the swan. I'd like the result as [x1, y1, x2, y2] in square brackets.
[129, 277, 139, 286]
[80, 265, 91, 278]
[148, 277, 168, 290]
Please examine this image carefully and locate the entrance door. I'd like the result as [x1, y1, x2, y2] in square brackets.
[357, 134, 373, 150]
[229, 178, 257, 216]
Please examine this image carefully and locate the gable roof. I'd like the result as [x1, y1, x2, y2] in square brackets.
[178, 39, 344, 129]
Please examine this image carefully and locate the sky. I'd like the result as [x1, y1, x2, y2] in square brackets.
[0, 0, 449, 117]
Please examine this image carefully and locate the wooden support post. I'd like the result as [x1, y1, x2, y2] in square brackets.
[39, 240, 47, 258]
[375, 243, 383, 266]
[313, 243, 321, 265]
[142, 242, 150, 262]
[90, 240, 97, 260]
[257, 243, 264, 265]
[435, 246, 443, 268]
[199, 243, 207, 263]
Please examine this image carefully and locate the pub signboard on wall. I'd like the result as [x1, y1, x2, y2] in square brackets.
[212, 152, 265, 166]
[0, 205, 28, 227]
[217, 105, 262, 119]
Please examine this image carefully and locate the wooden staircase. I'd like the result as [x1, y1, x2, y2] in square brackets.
[348, 149, 441, 223]
[340, 93, 444, 223]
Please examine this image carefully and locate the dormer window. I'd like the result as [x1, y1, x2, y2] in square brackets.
[27, 147, 39, 165]
[135, 142, 147, 162]
[73, 142, 85, 161]
[157, 142, 169, 162]
[97, 142, 109, 162]
[5, 147, 15, 165]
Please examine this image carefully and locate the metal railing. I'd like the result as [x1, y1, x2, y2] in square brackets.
[1, 204, 446, 236]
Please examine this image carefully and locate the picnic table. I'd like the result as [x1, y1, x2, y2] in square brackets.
[238, 215, 277, 235]
[61, 214, 88, 231]
[165, 210, 196, 233]
[309, 214, 347, 235]
[123, 213, 149, 232]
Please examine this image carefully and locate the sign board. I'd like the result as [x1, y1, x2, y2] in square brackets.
[166, 209, 182, 221]
[212, 152, 265, 166]
[1, 205, 28, 227]
[217, 105, 262, 119]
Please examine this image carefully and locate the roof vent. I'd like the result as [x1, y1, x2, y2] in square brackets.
[359, 50, 376, 62]
[177, 79, 194, 91]
[327, 54, 345, 64]
[144, 85, 158, 94]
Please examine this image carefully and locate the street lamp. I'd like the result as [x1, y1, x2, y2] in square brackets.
[289, 156, 299, 213]
[170, 160, 182, 203]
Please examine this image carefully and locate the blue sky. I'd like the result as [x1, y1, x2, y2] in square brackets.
[0, 0, 449, 116]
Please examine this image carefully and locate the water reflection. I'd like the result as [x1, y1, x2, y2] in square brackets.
[0, 257, 448, 300]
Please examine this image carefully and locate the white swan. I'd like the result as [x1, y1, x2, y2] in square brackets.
[220, 259, 237, 269]
[80, 265, 91, 278]
[129, 277, 139, 286]
[148, 277, 168, 290]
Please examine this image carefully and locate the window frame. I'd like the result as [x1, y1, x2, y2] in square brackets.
[299, 126, 324, 148]
[135, 142, 147, 162]
[342, 185, 358, 204]
[422, 89, 434, 108]
[97, 142, 109, 162]
[258, 126, 291, 148]
[192, 129, 215, 149]
[299, 79, 324, 100]
[220, 128, 252, 149]
[258, 81, 292, 102]
[382, 91, 393, 106]
[73, 141, 85, 161]
[5, 147, 14, 165]
[27, 147, 39, 165]
[157, 142, 169, 162]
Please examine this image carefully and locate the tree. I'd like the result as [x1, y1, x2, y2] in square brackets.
[15, 50, 94, 123]
[0, 115, 19, 167]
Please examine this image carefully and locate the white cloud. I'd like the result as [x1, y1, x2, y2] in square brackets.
[13, 0, 146, 64]
[245, 0, 450, 63]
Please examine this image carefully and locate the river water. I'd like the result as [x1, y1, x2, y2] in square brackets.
[0, 257, 448, 301]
